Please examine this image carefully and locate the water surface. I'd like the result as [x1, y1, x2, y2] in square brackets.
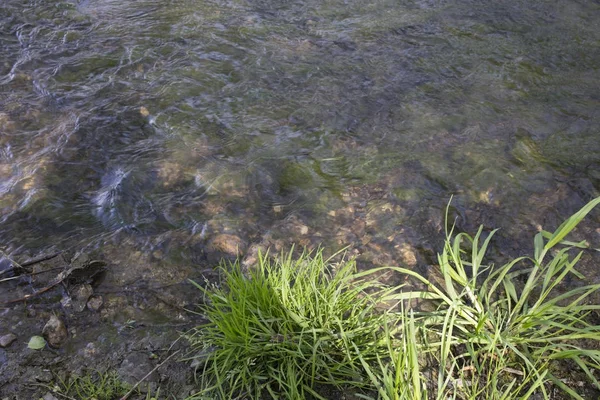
[1, 0, 599, 279]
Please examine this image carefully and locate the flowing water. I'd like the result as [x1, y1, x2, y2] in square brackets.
[1, 0, 600, 281]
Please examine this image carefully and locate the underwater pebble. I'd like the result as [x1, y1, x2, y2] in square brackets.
[140, 106, 150, 117]
[209, 234, 247, 257]
[242, 243, 266, 270]
[34, 369, 53, 382]
[87, 295, 104, 312]
[71, 284, 94, 312]
[396, 243, 417, 267]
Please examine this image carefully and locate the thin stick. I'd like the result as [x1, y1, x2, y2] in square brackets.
[0, 266, 65, 284]
[0, 275, 20, 284]
[0, 251, 62, 278]
[0, 249, 28, 277]
[1, 263, 73, 305]
[21, 251, 62, 267]
[120, 349, 181, 400]
[0, 280, 63, 305]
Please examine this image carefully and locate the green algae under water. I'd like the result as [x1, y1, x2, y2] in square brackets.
[0, 0, 599, 276]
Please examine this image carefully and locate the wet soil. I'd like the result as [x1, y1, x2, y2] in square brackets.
[0, 251, 202, 399]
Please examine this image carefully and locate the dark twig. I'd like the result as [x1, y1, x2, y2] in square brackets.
[0, 280, 63, 305]
[0, 263, 74, 305]
[0, 266, 65, 284]
[0, 249, 28, 277]
[0, 250, 62, 277]
[21, 251, 62, 267]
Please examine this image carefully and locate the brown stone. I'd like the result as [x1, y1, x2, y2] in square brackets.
[87, 295, 104, 312]
[396, 243, 417, 267]
[209, 234, 246, 257]
[284, 216, 310, 236]
[241, 243, 267, 270]
[42, 315, 68, 348]
[0, 112, 16, 132]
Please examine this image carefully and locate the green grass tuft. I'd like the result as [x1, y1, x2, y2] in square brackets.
[379, 196, 600, 399]
[187, 197, 600, 399]
[54, 370, 131, 400]
[186, 248, 398, 399]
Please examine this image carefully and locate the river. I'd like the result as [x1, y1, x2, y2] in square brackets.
[2, 0, 599, 272]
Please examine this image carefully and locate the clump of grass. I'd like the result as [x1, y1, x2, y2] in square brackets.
[355, 306, 429, 400]
[187, 197, 600, 400]
[186, 249, 398, 399]
[379, 196, 600, 399]
[54, 370, 131, 400]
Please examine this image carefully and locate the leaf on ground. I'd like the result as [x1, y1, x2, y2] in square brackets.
[28, 335, 46, 350]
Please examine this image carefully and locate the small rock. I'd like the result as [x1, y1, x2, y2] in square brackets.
[157, 161, 185, 188]
[0, 333, 16, 348]
[0, 112, 16, 132]
[42, 394, 59, 400]
[352, 220, 366, 237]
[87, 295, 104, 312]
[42, 315, 68, 348]
[31, 254, 70, 286]
[298, 224, 309, 235]
[284, 216, 310, 236]
[241, 237, 273, 271]
[60, 294, 72, 310]
[396, 243, 417, 267]
[71, 284, 94, 312]
[82, 342, 99, 358]
[209, 234, 246, 257]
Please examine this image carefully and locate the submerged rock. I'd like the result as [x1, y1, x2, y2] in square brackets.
[87, 295, 104, 312]
[283, 216, 310, 236]
[396, 242, 418, 267]
[71, 284, 94, 312]
[209, 234, 247, 257]
[42, 315, 68, 348]
[0, 333, 17, 348]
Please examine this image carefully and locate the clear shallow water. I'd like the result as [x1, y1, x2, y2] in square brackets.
[1, 0, 599, 274]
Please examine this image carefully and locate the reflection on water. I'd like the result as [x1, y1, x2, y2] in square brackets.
[0, 0, 599, 273]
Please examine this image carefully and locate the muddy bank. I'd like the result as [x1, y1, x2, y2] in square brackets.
[0, 250, 203, 399]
